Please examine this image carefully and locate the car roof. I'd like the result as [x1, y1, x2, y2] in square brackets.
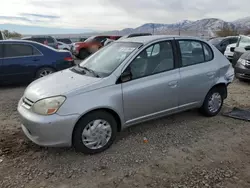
[117, 35, 204, 44]
[0, 39, 41, 45]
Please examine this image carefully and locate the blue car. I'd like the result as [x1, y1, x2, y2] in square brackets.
[0, 40, 75, 84]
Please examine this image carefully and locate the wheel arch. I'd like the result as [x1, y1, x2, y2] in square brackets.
[72, 107, 122, 139]
[208, 82, 228, 99]
[34, 66, 57, 79]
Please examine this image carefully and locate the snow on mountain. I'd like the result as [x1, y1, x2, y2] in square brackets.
[114, 17, 250, 37]
[233, 17, 250, 28]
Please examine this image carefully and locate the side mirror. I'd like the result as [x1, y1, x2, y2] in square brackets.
[120, 69, 132, 83]
[245, 46, 250, 51]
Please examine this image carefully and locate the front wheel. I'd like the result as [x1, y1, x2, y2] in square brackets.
[200, 88, 224, 117]
[73, 111, 117, 154]
[35, 67, 55, 79]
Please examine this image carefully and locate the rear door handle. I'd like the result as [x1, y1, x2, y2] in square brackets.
[168, 80, 178, 88]
[33, 59, 39, 62]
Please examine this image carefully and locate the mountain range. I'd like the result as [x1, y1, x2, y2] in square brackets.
[107, 17, 250, 37]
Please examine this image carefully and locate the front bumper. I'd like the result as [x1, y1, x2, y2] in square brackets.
[235, 63, 250, 80]
[18, 99, 79, 147]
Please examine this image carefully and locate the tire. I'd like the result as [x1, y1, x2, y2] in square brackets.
[73, 111, 117, 154]
[200, 88, 224, 117]
[79, 49, 90, 60]
[35, 67, 55, 79]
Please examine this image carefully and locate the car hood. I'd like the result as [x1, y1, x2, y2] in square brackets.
[24, 69, 102, 102]
[240, 51, 250, 60]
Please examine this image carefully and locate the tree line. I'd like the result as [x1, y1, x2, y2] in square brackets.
[2, 30, 22, 38]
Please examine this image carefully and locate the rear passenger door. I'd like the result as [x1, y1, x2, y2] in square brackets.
[177, 39, 216, 110]
[2, 43, 41, 82]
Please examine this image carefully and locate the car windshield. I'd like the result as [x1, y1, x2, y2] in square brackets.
[84, 36, 96, 43]
[78, 42, 142, 77]
[209, 38, 223, 45]
[237, 35, 250, 48]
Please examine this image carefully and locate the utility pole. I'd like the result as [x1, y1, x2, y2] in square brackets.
[178, 26, 181, 36]
[152, 24, 155, 35]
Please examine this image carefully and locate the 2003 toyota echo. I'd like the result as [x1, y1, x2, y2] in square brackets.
[18, 35, 234, 154]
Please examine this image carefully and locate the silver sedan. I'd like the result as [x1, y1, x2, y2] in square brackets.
[18, 35, 234, 154]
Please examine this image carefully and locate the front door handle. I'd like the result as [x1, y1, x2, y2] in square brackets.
[168, 80, 178, 88]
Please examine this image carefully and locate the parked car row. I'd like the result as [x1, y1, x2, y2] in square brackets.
[209, 35, 250, 81]
[17, 35, 234, 154]
[71, 33, 152, 59]
[0, 40, 75, 84]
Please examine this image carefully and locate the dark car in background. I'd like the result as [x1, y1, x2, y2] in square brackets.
[0, 40, 74, 84]
[72, 35, 121, 59]
[22, 35, 59, 49]
[56, 38, 72, 45]
[232, 35, 250, 67]
[235, 51, 250, 81]
[209, 36, 239, 54]
[117, 33, 152, 41]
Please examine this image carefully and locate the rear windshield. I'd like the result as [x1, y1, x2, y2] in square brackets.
[237, 35, 250, 48]
[209, 38, 223, 45]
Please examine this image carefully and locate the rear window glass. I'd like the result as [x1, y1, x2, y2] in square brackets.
[4, 44, 33, 57]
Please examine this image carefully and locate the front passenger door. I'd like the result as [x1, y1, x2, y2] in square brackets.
[121, 41, 180, 124]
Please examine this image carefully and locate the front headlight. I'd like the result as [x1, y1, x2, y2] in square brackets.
[238, 58, 249, 66]
[32, 96, 66, 115]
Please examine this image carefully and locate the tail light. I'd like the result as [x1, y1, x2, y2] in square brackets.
[64, 57, 74, 61]
[44, 40, 48, 45]
[56, 43, 59, 49]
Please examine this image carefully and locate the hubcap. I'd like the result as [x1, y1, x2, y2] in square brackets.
[39, 70, 53, 77]
[82, 119, 112, 150]
[208, 93, 222, 113]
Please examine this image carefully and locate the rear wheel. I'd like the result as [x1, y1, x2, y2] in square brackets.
[73, 111, 117, 154]
[79, 49, 90, 60]
[35, 67, 55, 79]
[200, 88, 224, 117]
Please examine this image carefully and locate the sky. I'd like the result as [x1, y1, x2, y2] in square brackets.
[1, 0, 250, 34]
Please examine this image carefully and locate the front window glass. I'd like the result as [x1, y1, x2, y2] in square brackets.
[129, 41, 174, 79]
[78, 42, 141, 77]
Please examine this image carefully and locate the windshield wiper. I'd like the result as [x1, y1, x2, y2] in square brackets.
[78, 65, 100, 78]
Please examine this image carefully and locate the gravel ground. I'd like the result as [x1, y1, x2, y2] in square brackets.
[0, 80, 250, 188]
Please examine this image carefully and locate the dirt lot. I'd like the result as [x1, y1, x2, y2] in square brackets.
[0, 80, 250, 188]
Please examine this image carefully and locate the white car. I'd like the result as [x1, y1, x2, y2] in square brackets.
[58, 42, 71, 51]
[224, 43, 236, 61]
